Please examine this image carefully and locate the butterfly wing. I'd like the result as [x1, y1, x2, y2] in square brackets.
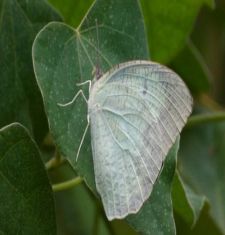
[88, 60, 192, 220]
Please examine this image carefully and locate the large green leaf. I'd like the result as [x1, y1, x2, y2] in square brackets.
[32, 0, 149, 190]
[0, 123, 56, 234]
[140, 0, 215, 63]
[0, 0, 61, 143]
[179, 120, 225, 233]
[127, 140, 179, 235]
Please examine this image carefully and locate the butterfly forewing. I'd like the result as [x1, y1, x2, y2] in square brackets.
[88, 60, 192, 220]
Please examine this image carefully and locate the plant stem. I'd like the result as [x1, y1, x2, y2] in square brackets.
[45, 151, 65, 170]
[52, 177, 83, 192]
[186, 112, 225, 128]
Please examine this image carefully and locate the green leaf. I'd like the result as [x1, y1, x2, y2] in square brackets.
[170, 41, 211, 94]
[172, 172, 206, 227]
[179, 120, 225, 233]
[126, 139, 179, 235]
[140, 0, 215, 63]
[48, 0, 93, 27]
[0, 123, 56, 235]
[0, 0, 61, 143]
[32, 0, 149, 190]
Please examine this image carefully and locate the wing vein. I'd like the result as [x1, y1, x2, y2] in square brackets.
[116, 72, 192, 112]
[102, 107, 163, 172]
[105, 81, 187, 126]
[116, 123, 155, 184]
[102, 92, 175, 143]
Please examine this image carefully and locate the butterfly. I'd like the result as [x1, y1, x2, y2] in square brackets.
[58, 60, 192, 220]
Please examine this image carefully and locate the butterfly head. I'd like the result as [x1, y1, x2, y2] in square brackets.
[92, 65, 103, 82]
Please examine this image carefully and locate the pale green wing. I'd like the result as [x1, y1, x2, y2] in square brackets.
[88, 60, 192, 220]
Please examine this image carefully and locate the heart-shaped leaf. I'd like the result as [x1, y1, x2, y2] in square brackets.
[32, 0, 149, 190]
[0, 123, 56, 234]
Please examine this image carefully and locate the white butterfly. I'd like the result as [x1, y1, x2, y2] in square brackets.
[59, 60, 192, 220]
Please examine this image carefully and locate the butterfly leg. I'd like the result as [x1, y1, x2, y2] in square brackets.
[76, 121, 89, 161]
[76, 80, 92, 93]
[57, 83, 91, 161]
[57, 89, 88, 107]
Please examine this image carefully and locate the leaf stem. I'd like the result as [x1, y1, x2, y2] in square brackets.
[52, 177, 83, 192]
[186, 112, 225, 128]
[45, 151, 65, 171]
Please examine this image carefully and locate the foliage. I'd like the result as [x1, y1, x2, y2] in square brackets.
[0, 123, 56, 234]
[0, 0, 225, 234]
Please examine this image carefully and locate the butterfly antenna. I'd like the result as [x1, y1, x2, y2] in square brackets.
[95, 18, 101, 80]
